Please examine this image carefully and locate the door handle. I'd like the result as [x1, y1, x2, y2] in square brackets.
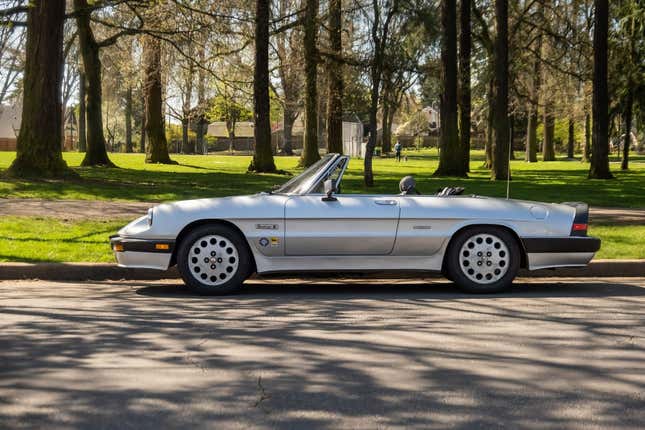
[374, 199, 397, 205]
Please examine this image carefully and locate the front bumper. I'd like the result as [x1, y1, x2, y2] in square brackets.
[522, 236, 601, 270]
[109, 235, 175, 270]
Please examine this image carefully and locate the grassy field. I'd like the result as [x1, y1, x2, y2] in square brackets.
[1, 150, 643, 207]
[0, 216, 640, 262]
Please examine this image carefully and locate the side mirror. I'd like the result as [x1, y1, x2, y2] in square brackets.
[322, 179, 337, 201]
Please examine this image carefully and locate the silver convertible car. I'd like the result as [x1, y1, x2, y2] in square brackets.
[110, 153, 600, 294]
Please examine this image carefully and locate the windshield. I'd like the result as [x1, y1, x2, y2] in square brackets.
[273, 154, 336, 194]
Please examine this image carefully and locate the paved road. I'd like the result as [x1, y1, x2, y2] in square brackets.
[1, 198, 644, 224]
[2, 277, 644, 429]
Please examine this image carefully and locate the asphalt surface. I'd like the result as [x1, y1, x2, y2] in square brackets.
[1, 277, 644, 430]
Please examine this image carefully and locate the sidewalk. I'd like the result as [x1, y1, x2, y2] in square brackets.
[1, 260, 643, 281]
[1, 198, 644, 224]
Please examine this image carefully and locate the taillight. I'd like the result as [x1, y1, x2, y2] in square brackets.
[572, 223, 587, 232]
[563, 202, 589, 237]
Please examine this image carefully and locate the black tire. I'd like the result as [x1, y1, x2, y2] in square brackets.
[177, 224, 253, 295]
[445, 226, 520, 294]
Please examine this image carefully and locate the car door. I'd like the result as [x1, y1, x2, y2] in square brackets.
[284, 195, 400, 256]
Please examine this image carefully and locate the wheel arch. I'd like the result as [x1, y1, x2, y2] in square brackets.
[441, 223, 528, 272]
[170, 219, 257, 272]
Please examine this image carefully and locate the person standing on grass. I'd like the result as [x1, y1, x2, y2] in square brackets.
[394, 140, 402, 162]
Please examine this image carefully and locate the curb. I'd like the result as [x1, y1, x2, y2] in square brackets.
[0, 260, 643, 282]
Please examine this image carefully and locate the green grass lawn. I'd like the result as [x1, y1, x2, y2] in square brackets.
[1, 150, 643, 207]
[0, 216, 640, 262]
[0, 217, 127, 263]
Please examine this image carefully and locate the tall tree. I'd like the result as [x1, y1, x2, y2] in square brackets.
[621, 89, 632, 170]
[7, 0, 73, 178]
[491, 0, 509, 180]
[364, 0, 399, 186]
[525, 0, 544, 163]
[459, 0, 471, 172]
[78, 67, 87, 152]
[434, 0, 465, 176]
[74, 0, 115, 167]
[542, 106, 555, 160]
[588, 0, 612, 178]
[326, 0, 343, 154]
[250, 0, 277, 172]
[301, 0, 321, 166]
[195, 47, 207, 154]
[567, 117, 575, 158]
[125, 85, 133, 153]
[142, 35, 174, 164]
[582, 110, 590, 162]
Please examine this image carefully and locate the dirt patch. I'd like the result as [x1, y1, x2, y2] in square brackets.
[1, 198, 643, 224]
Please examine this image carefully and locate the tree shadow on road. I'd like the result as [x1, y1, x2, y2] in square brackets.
[1, 278, 644, 429]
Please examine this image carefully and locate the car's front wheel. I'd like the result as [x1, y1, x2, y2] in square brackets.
[445, 226, 520, 293]
[177, 224, 252, 295]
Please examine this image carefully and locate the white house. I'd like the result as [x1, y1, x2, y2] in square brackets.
[341, 113, 364, 158]
[207, 121, 255, 138]
[0, 103, 20, 150]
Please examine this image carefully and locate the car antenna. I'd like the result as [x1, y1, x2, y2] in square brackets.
[506, 133, 512, 199]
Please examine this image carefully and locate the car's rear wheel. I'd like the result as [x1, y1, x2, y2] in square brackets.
[445, 226, 520, 293]
[177, 224, 252, 295]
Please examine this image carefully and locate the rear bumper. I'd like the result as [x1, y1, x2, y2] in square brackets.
[109, 235, 174, 270]
[522, 236, 601, 270]
[522, 237, 601, 253]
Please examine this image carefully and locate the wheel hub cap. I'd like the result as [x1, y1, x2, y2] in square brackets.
[188, 235, 240, 286]
[459, 233, 510, 284]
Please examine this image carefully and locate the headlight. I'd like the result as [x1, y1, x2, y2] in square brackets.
[147, 208, 154, 226]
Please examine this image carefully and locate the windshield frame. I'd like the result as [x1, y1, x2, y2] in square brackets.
[273, 154, 349, 195]
[272, 154, 341, 195]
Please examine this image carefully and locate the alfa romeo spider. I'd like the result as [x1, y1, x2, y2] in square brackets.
[110, 153, 600, 294]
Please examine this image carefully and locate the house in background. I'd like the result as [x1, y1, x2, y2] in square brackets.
[207, 121, 255, 152]
[340, 113, 364, 157]
[0, 103, 20, 151]
[271, 113, 364, 157]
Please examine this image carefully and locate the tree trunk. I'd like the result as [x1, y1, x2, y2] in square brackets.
[381, 102, 391, 153]
[75, 0, 114, 167]
[249, 0, 277, 172]
[301, 0, 321, 167]
[589, 0, 612, 178]
[326, 0, 343, 154]
[543, 106, 555, 161]
[582, 111, 590, 162]
[7, 0, 73, 178]
[435, 0, 465, 177]
[525, 1, 543, 162]
[567, 117, 575, 159]
[142, 35, 174, 164]
[459, 0, 471, 172]
[195, 49, 206, 155]
[125, 85, 133, 153]
[364, 70, 379, 186]
[78, 68, 87, 153]
[509, 113, 515, 160]
[491, 0, 509, 180]
[139, 110, 146, 153]
[386, 105, 396, 154]
[622, 89, 632, 170]
[484, 77, 493, 169]
[525, 106, 538, 162]
[282, 112, 295, 155]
